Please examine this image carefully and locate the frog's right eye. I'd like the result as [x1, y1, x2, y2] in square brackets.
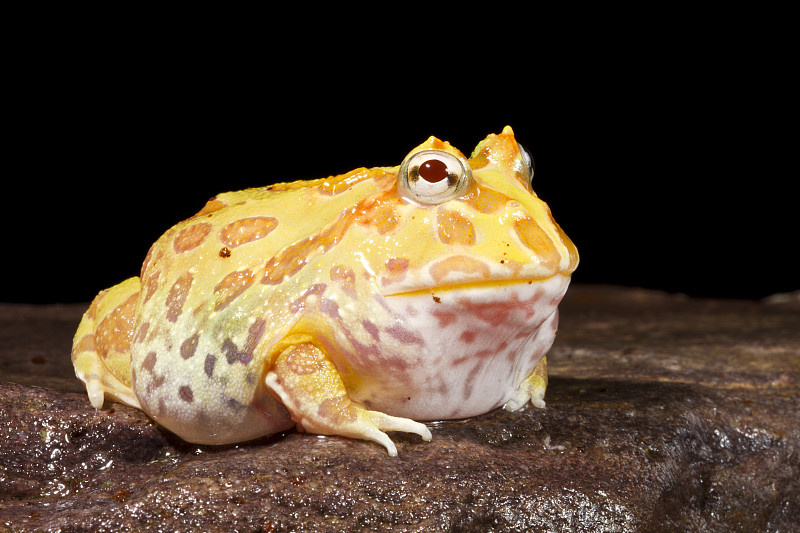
[398, 150, 471, 205]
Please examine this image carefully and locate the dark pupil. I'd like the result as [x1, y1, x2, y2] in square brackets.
[418, 159, 449, 183]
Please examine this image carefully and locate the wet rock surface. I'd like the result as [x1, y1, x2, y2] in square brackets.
[1, 286, 798, 532]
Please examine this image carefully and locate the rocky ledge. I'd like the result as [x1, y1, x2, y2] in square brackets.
[1, 286, 798, 532]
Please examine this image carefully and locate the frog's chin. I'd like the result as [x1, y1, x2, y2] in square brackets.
[353, 275, 571, 421]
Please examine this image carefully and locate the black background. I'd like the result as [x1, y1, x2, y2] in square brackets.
[5, 17, 794, 303]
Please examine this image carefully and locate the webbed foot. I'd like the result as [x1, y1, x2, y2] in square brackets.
[265, 340, 431, 456]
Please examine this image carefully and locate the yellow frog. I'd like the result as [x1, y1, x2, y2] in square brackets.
[72, 126, 578, 456]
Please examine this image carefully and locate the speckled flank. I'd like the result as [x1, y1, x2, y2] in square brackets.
[204, 354, 216, 377]
[165, 272, 193, 322]
[214, 269, 256, 311]
[179, 385, 194, 403]
[180, 333, 199, 360]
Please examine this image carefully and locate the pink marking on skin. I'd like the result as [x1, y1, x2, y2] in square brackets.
[319, 298, 340, 319]
[180, 333, 199, 359]
[432, 309, 457, 327]
[373, 293, 400, 317]
[347, 336, 381, 362]
[134, 322, 149, 344]
[362, 320, 380, 341]
[429, 255, 491, 284]
[330, 264, 357, 299]
[179, 385, 194, 403]
[514, 328, 534, 340]
[145, 374, 165, 394]
[381, 257, 409, 286]
[142, 351, 157, 372]
[452, 340, 510, 367]
[288, 284, 327, 313]
[337, 326, 413, 381]
[456, 291, 544, 327]
[459, 330, 477, 344]
[462, 361, 483, 402]
[247, 318, 267, 352]
[385, 324, 425, 346]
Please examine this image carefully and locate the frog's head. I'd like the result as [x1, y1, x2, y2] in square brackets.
[352, 126, 578, 295]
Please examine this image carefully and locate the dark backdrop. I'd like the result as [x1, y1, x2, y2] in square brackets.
[5, 27, 793, 303]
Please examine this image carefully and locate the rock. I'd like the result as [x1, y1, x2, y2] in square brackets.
[1, 286, 798, 532]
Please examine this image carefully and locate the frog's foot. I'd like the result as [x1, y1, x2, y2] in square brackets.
[265, 341, 432, 456]
[71, 277, 142, 410]
[504, 356, 548, 411]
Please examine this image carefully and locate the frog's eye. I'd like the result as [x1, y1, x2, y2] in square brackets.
[398, 150, 471, 205]
[517, 142, 534, 185]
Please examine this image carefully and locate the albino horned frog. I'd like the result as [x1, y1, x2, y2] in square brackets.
[72, 126, 578, 456]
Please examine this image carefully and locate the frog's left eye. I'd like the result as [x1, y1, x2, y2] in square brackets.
[398, 150, 471, 205]
[517, 142, 534, 185]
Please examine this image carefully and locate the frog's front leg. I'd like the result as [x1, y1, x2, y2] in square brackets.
[504, 355, 548, 411]
[264, 338, 432, 456]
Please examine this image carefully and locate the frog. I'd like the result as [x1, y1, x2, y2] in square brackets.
[71, 126, 579, 456]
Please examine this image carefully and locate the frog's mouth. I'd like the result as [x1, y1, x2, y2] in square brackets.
[381, 276, 572, 321]
[382, 278, 555, 299]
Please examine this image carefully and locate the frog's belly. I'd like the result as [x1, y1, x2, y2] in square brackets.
[343, 275, 570, 420]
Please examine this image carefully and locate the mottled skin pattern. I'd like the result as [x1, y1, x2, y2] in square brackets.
[72, 127, 579, 456]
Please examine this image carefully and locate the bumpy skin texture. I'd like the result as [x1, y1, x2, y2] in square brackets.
[72, 127, 578, 456]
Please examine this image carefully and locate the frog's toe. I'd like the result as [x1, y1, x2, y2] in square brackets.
[266, 340, 432, 456]
[71, 278, 142, 411]
[371, 411, 433, 443]
[352, 409, 432, 456]
[504, 356, 548, 412]
[73, 348, 141, 410]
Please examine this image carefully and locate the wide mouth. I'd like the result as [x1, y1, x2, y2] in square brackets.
[382, 277, 561, 298]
